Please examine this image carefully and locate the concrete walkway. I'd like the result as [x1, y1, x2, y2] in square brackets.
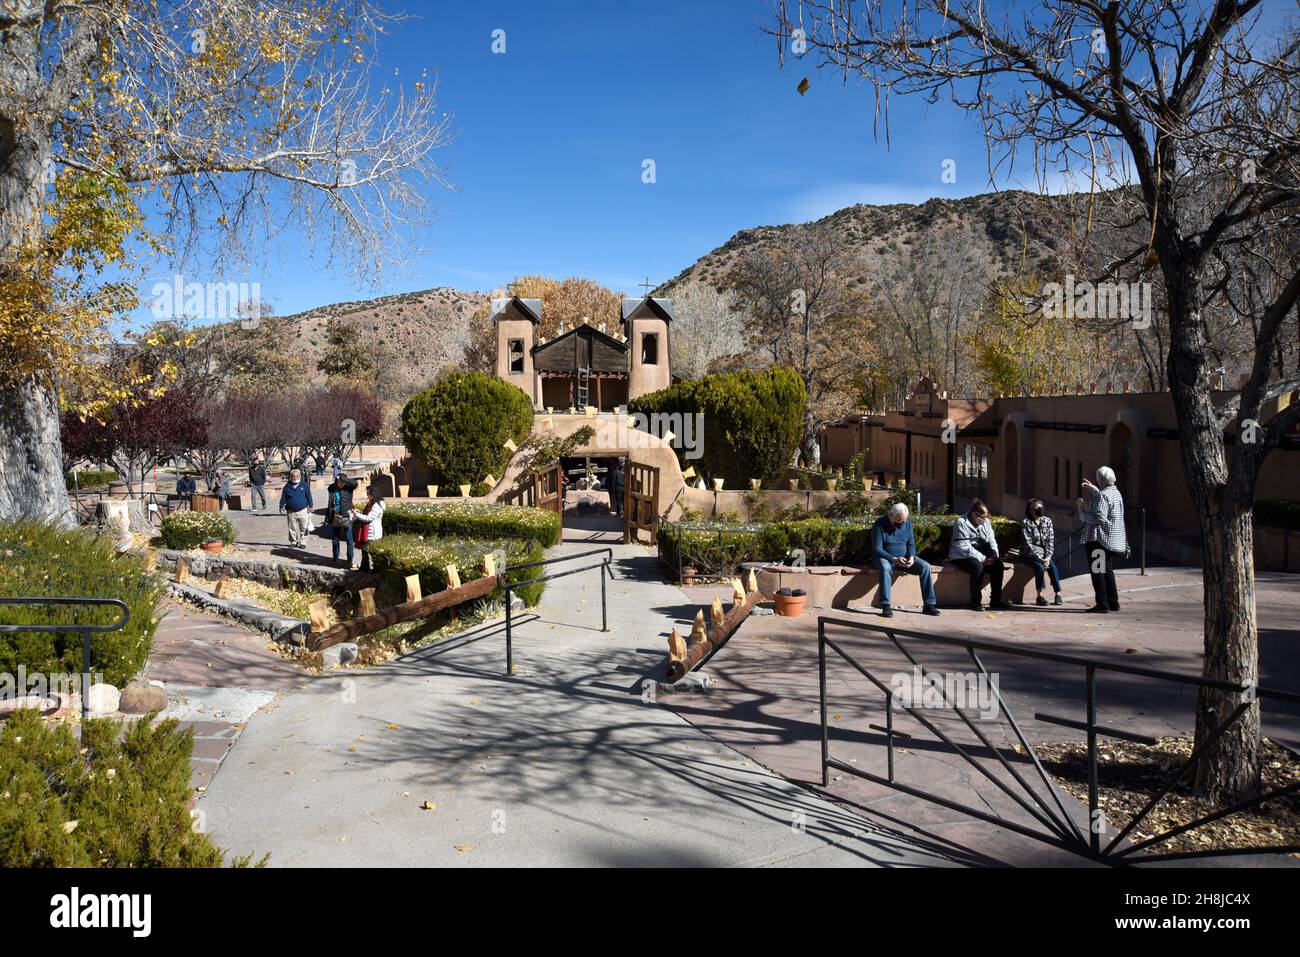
[199, 542, 961, 867]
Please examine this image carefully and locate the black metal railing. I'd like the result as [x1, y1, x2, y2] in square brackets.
[0, 597, 131, 721]
[501, 548, 611, 676]
[71, 491, 182, 529]
[816, 615, 1300, 864]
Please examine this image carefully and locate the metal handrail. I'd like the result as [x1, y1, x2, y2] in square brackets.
[0, 597, 131, 720]
[816, 615, 1300, 864]
[501, 549, 611, 675]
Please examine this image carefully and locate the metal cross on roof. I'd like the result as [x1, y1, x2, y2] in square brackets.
[639, 277, 655, 295]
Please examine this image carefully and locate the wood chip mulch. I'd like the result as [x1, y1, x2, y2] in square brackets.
[1025, 736, 1300, 857]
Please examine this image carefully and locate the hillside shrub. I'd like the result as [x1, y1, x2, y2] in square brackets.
[384, 501, 562, 547]
[400, 372, 534, 489]
[0, 709, 245, 867]
[158, 511, 237, 550]
[0, 522, 163, 687]
[368, 534, 547, 607]
[629, 367, 804, 489]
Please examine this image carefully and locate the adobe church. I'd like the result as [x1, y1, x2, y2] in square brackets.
[493, 295, 674, 411]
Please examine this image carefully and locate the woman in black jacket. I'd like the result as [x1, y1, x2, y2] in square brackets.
[325, 472, 359, 567]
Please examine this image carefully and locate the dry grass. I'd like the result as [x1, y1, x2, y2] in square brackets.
[1030, 735, 1300, 858]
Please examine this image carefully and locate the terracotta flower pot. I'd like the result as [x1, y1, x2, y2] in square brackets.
[681, 566, 698, 586]
[200, 541, 224, 555]
[773, 593, 807, 617]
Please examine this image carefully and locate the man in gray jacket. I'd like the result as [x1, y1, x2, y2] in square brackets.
[947, 499, 1008, 611]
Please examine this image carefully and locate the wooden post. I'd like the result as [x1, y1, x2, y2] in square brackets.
[308, 600, 331, 634]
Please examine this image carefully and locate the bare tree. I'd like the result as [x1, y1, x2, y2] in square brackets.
[726, 222, 874, 464]
[771, 0, 1300, 803]
[666, 279, 748, 379]
[0, 0, 453, 523]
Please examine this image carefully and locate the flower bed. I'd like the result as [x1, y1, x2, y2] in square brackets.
[158, 511, 237, 550]
[384, 501, 562, 547]
[368, 534, 547, 607]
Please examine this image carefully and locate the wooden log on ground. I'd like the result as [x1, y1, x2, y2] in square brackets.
[666, 589, 760, 682]
[308, 574, 497, 652]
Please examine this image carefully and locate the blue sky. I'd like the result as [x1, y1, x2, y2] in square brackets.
[131, 0, 1290, 320]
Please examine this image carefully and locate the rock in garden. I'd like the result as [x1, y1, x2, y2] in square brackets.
[119, 680, 167, 714]
[85, 683, 121, 716]
[321, 643, 359, 669]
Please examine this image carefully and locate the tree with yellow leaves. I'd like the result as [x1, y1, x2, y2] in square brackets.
[0, 0, 453, 523]
[463, 276, 626, 372]
[967, 274, 1103, 398]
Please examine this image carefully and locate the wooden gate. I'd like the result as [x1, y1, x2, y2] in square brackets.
[535, 464, 563, 521]
[500, 464, 563, 527]
[623, 462, 659, 544]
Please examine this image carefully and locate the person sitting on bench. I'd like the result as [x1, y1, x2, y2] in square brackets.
[948, 499, 1009, 612]
[870, 503, 940, 618]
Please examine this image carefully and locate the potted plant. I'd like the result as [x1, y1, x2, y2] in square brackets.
[773, 586, 807, 617]
[200, 536, 224, 555]
[681, 564, 698, 586]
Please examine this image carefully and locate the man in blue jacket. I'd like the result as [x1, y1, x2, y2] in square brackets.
[278, 468, 314, 549]
[870, 503, 940, 618]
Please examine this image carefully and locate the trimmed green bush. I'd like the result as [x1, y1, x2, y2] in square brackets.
[1255, 499, 1300, 531]
[659, 514, 1021, 571]
[0, 522, 164, 687]
[158, 511, 236, 550]
[0, 709, 237, 867]
[629, 366, 805, 489]
[400, 372, 534, 489]
[368, 534, 547, 607]
[384, 501, 562, 548]
[64, 469, 117, 490]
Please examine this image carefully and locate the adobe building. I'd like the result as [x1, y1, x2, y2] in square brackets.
[494, 294, 673, 411]
[819, 376, 1300, 567]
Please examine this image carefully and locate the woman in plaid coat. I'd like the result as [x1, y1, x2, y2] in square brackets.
[1077, 466, 1128, 614]
[1020, 498, 1062, 606]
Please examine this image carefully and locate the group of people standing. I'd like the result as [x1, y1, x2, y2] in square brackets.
[867, 466, 1129, 616]
[277, 467, 386, 571]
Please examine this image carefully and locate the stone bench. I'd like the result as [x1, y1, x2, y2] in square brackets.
[742, 559, 1039, 610]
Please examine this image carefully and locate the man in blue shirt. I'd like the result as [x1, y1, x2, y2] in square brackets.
[278, 468, 314, 549]
[870, 503, 940, 618]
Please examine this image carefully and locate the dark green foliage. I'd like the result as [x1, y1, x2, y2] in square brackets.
[157, 511, 237, 550]
[659, 514, 1020, 571]
[64, 469, 117, 490]
[384, 501, 562, 548]
[1255, 499, 1300, 530]
[0, 522, 163, 687]
[0, 709, 237, 867]
[368, 534, 547, 607]
[400, 372, 534, 489]
[629, 367, 805, 489]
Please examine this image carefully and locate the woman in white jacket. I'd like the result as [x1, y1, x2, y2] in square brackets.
[947, 499, 1008, 611]
[351, 485, 385, 572]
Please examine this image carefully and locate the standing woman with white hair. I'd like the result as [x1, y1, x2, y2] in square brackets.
[1077, 466, 1127, 613]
